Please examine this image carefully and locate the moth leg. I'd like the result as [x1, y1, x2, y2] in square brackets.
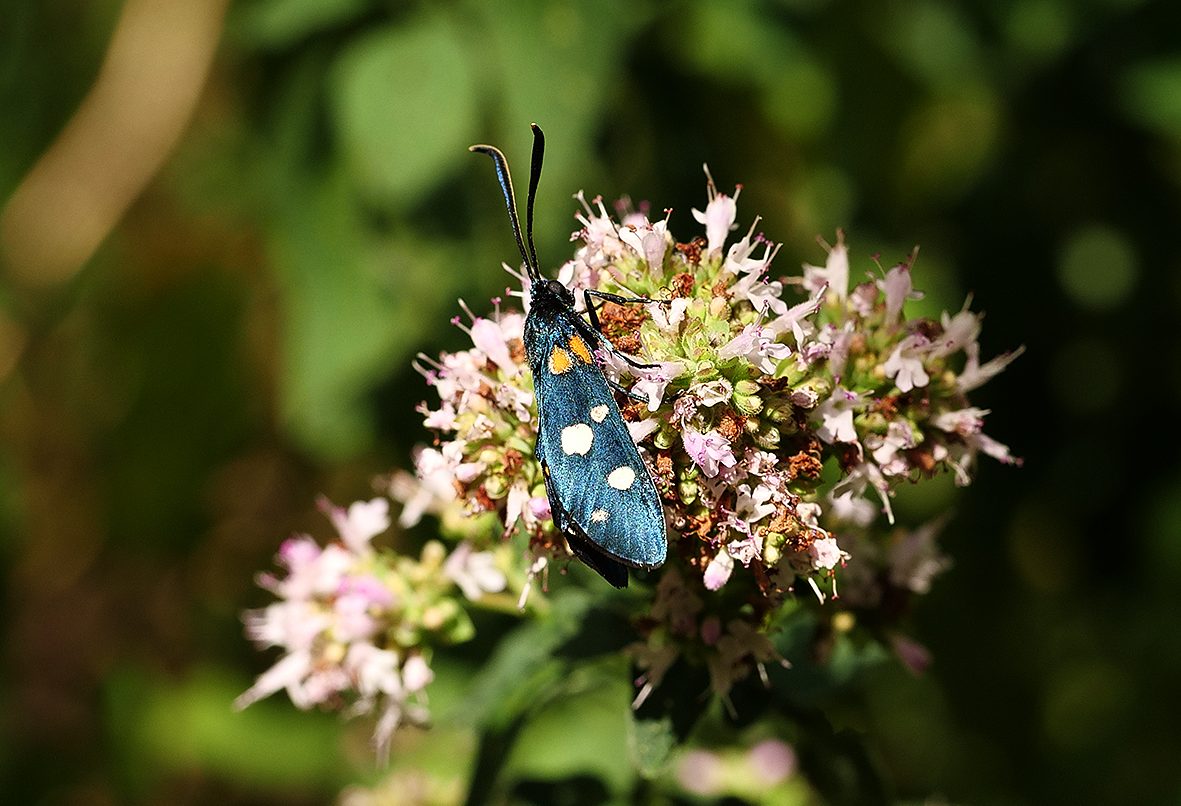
[577, 293, 660, 371]
[582, 288, 658, 335]
[608, 379, 651, 404]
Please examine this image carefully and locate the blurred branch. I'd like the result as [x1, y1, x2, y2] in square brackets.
[0, 0, 229, 290]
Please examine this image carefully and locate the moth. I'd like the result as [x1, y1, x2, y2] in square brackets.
[470, 124, 667, 587]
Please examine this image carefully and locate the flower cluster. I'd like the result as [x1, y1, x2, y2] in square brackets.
[391, 173, 1019, 698]
[243, 170, 1020, 750]
[235, 497, 507, 755]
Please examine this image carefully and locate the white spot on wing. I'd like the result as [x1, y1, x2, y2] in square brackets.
[561, 423, 594, 456]
[591, 508, 609, 522]
[607, 466, 637, 490]
[590, 404, 609, 423]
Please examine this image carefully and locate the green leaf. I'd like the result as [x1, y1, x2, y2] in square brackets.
[331, 13, 478, 207]
[465, 0, 649, 239]
[231, 0, 373, 49]
[104, 665, 354, 798]
[453, 589, 593, 730]
[678, 0, 835, 140]
[504, 658, 634, 793]
[264, 157, 464, 456]
[627, 713, 676, 779]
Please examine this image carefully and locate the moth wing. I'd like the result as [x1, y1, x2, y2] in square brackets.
[540, 457, 630, 588]
[529, 312, 667, 570]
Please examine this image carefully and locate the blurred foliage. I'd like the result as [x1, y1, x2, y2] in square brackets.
[3, 0, 1181, 803]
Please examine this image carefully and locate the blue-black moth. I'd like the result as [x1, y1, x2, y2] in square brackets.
[469, 124, 667, 588]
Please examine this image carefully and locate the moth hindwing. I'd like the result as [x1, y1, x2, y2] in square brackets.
[470, 124, 667, 588]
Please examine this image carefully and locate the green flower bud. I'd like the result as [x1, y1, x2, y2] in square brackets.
[764, 398, 793, 422]
[857, 411, 888, 435]
[421, 540, 447, 569]
[734, 392, 763, 416]
[422, 598, 460, 631]
[754, 425, 780, 450]
[483, 475, 508, 499]
[795, 376, 831, 401]
[763, 531, 786, 566]
[734, 379, 760, 396]
[654, 426, 677, 450]
[678, 478, 698, 504]
[443, 609, 476, 643]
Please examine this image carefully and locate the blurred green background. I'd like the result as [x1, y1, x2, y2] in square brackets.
[3, 0, 1180, 803]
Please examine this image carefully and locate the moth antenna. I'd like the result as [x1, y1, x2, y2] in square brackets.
[526, 123, 545, 277]
[470, 142, 538, 281]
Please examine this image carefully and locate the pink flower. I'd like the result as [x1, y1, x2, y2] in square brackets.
[765, 283, 826, 348]
[930, 302, 981, 358]
[347, 643, 402, 699]
[444, 542, 507, 601]
[808, 536, 848, 571]
[470, 316, 519, 375]
[882, 334, 931, 392]
[748, 739, 797, 784]
[683, 427, 738, 478]
[814, 388, 860, 445]
[692, 175, 740, 253]
[234, 649, 314, 711]
[270, 540, 352, 600]
[958, 342, 1026, 392]
[723, 218, 776, 276]
[618, 214, 670, 275]
[628, 360, 686, 412]
[879, 263, 922, 325]
[678, 749, 724, 795]
[326, 498, 391, 553]
[735, 482, 776, 524]
[802, 231, 849, 301]
[869, 420, 917, 476]
[717, 323, 792, 374]
[703, 548, 735, 591]
[650, 296, 690, 331]
[401, 655, 435, 693]
[932, 407, 988, 437]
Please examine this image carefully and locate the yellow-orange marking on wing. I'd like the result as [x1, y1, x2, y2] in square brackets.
[549, 346, 573, 374]
[568, 335, 594, 364]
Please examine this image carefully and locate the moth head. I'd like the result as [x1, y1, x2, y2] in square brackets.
[533, 278, 575, 308]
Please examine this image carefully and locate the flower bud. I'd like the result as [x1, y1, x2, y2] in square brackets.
[734, 392, 763, 416]
[763, 531, 786, 566]
[763, 398, 792, 422]
[482, 475, 508, 499]
[654, 425, 677, 450]
[421, 540, 446, 569]
[857, 411, 888, 435]
[734, 379, 760, 396]
[422, 598, 460, 631]
[754, 425, 780, 450]
[678, 478, 699, 504]
[794, 376, 831, 401]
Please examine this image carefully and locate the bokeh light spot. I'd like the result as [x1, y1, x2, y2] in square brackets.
[1056, 225, 1137, 310]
